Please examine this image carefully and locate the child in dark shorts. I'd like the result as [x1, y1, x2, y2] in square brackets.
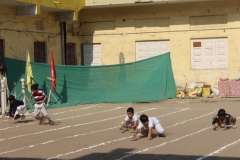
[212, 109, 237, 130]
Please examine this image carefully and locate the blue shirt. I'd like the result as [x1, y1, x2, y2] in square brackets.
[9, 100, 24, 117]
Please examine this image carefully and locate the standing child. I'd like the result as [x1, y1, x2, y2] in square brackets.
[120, 107, 139, 131]
[8, 95, 26, 120]
[212, 109, 237, 130]
[27, 84, 54, 125]
[131, 114, 165, 141]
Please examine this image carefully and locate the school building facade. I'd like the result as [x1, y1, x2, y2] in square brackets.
[0, 0, 240, 88]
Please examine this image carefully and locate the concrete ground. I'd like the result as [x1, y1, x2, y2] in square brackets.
[0, 96, 240, 160]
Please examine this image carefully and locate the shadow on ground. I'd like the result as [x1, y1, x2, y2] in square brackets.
[0, 148, 239, 160]
[71, 148, 240, 160]
[13, 120, 34, 124]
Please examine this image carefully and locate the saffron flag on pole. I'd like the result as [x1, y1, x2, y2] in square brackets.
[26, 50, 34, 92]
[50, 50, 57, 91]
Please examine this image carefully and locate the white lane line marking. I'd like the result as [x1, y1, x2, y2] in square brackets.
[0, 108, 188, 155]
[56, 107, 123, 120]
[196, 116, 240, 160]
[197, 139, 240, 160]
[196, 139, 240, 160]
[0, 107, 123, 131]
[50, 104, 100, 115]
[0, 123, 34, 131]
[0, 108, 157, 142]
[115, 111, 215, 159]
[115, 127, 211, 160]
[47, 111, 213, 160]
[165, 111, 215, 129]
[0, 107, 186, 124]
[0, 104, 100, 124]
[157, 108, 189, 118]
[0, 126, 120, 155]
[50, 110, 219, 160]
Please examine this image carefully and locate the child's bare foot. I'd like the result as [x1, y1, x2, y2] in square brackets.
[147, 137, 152, 140]
[131, 135, 137, 141]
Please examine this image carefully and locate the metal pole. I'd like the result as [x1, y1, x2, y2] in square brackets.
[47, 89, 51, 106]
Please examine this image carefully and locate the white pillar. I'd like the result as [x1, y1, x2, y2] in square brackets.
[1, 79, 6, 117]
[3, 77, 7, 106]
[20, 78, 26, 105]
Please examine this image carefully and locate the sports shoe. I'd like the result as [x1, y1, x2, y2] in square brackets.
[21, 115, 25, 120]
[158, 133, 166, 137]
[49, 120, 54, 125]
[14, 114, 21, 120]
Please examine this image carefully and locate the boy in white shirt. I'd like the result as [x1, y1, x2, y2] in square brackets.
[120, 107, 139, 131]
[131, 114, 165, 140]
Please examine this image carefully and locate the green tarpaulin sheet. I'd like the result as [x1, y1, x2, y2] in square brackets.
[4, 52, 176, 109]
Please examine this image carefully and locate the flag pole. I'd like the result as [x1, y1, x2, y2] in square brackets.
[47, 49, 59, 106]
[22, 50, 29, 106]
[25, 50, 33, 108]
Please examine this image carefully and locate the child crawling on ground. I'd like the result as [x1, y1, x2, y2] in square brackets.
[131, 114, 166, 141]
[8, 95, 26, 120]
[212, 109, 237, 130]
[120, 107, 139, 131]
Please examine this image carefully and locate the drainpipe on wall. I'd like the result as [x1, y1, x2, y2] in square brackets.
[60, 22, 66, 65]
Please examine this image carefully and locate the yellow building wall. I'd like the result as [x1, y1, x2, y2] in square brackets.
[66, 22, 82, 65]
[0, 5, 62, 64]
[79, 0, 240, 88]
[17, 0, 85, 20]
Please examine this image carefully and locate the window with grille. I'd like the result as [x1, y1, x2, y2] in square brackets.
[34, 42, 46, 63]
[66, 43, 76, 65]
[0, 40, 4, 68]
